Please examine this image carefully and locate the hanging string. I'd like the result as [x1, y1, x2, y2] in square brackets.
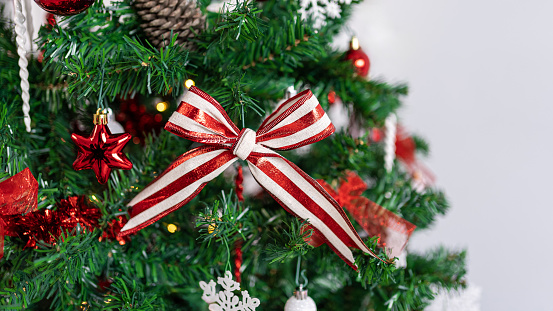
[223, 238, 232, 272]
[97, 60, 107, 110]
[384, 114, 397, 173]
[294, 256, 308, 288]
[13, 0, 31, 132]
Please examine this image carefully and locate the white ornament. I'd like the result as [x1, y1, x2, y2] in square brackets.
[298, 0, 351, 29]
[199, 270, 260, 311]
[284, 296, 317, 311]
[284, 286, 317, 311]
[285, 86, 298, 99]
[106, 108, 125, 134]
[23, 0, 34, 51]
[384, 113, 397, 173]
[13, 0, 31, 132]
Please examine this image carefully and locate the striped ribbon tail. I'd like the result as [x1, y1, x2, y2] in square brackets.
[121, 146, 238, 235]
[247, 152, 378, 270]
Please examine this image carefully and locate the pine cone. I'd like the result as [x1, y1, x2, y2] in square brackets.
[133, 0, 206, 49]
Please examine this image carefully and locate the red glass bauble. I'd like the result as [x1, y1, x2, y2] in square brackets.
[34, 0, 95, 16]
[345, 37, 370, 77]
[346, 48, 370, 77]
[328, 90, 336, 105]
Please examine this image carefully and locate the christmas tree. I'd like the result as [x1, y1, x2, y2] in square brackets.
[0, 0, 467, 309]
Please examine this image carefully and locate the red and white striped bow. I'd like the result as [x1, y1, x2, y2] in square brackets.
[119, 86, 378, 270]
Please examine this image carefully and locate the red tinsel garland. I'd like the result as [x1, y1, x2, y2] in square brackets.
[4, 194, 129, 255]
[5, 196, 101, 249]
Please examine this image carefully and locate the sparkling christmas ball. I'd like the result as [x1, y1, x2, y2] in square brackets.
[284, 287, 317, 311]
[34, 0, 95, 16]
[284, 296, 317, 311]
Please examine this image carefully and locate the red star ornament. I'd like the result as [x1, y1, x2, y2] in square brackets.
[71, 111, 133, 184]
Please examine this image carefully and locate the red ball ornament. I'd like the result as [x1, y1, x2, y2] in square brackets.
[345, 36, 370, 77]
[71, 110, 133, 184]
[34, 0, 95, 16]
[327, 90, 336, 105]
[369, 128, 383, 143]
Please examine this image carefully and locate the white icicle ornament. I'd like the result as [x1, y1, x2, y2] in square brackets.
[284, 285, 317, 311]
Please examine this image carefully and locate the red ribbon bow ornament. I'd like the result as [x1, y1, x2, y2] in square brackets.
[119, 86, 381, 269]
[315, 171, 416, 258]
[0, 168, 38, 259]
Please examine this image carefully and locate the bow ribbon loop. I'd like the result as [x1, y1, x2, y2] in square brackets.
[121, 86, 380, 270]
[256, 90, 333, 151]
[164, 88, 239, 145]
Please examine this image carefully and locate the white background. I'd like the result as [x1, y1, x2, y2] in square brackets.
[5, 0, 553, 309]
[336, 0, 553, 310]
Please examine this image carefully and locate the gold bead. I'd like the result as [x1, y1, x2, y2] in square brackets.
[208, 223, 216, 234]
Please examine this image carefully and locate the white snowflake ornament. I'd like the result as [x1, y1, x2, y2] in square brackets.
[299, 0, 352, 29]
[199, 271, 260, 311]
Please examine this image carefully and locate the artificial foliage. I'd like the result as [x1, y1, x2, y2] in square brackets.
[0, 0, 466, 310]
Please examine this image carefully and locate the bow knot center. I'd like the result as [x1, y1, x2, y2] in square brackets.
[233, 128, 256, 160]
